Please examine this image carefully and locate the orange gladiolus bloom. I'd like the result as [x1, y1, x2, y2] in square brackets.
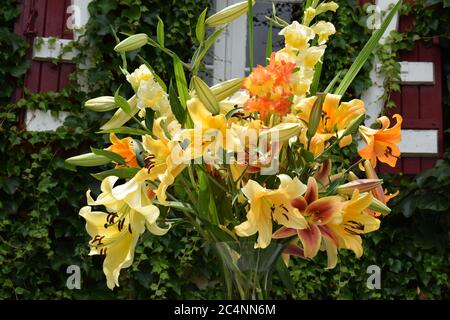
[358, 114, 403, 168]
[106, 133, 139, 168]
[243, 53, 296, 120]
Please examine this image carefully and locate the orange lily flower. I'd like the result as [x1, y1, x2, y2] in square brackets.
[358, 114, 403, 167]
[106, 133, 139, 168]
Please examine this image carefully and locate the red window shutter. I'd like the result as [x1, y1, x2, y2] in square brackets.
[14, 0, 75, 97]
[379, 14, 444, 174]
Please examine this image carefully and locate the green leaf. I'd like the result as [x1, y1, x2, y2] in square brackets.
[310, 61, 322, 95]
[169, 79, 187, 124]
[265, 20, 273, 62]
[157, 16, 165, 48]
[114, 87, 131, 114]
[191, 76, 220, 114]
[275, 256, 295, 295]
[173, 56, 190, 109]
[225, 107, 244, 120]
[197, 170, 219, 225]
[334, 1, 401, 96]
[91, 168, 140, 181]
[196, 8, 208, 43]
[98, 126, 149, 136]
[192, 27, 225, 74]
[145, 108, 155, 131]
[324, 70, 343, 93]
[248, 0, 254, 72]
[91, 147, 126, 165]
[341, 114, 365, 137]
[300, 148, 314, 163]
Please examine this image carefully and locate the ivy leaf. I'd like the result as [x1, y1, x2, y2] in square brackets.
[91, 147, 126, 165]
[334, 1, 401, 95]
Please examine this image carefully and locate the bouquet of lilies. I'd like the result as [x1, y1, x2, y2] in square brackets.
[67, 0, 402, 298]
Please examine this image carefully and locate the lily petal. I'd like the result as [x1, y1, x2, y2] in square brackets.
[304, 177, 319, 203]
[272, 226, 297, 239]
[306, 196, 343, 225]
[297, 224, 321, 259]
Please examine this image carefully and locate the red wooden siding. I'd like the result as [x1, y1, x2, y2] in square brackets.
[13, 0, 75, 98]
[379, 14, 444, 174]
[356, 1, 444, 175]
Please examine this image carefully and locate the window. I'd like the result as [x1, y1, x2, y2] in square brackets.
[205, 0, 302, 85]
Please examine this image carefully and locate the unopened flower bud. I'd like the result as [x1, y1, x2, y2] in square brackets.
[114, 33, 149, 52]
[205, 1, 255, 27]
[85, 96, 117, 112]
[337, 179, 383, 195]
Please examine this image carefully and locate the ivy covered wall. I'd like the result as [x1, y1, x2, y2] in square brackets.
[0, 0, 448, 299]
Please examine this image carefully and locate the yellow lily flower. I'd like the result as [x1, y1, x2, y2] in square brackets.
[358, 114, 403, 168]
[327, 190, 380, 258]
[179, 97, 237, 160]
[81, 171, 170, 289]
[295, 93, 365, 155]
[142, 117, 188, 205]
[273, 177, 343, 268]
[234, 175, 308, 249]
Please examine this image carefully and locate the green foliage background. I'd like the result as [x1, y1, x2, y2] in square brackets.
[0, 0, 448, 299]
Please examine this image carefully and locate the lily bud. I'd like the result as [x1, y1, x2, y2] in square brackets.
[85, 96, 117, 112]
[306, 93, 325, 141]
[369, 197, 391, 215]
[192, 76, 220, 115]
[205, 1, 255, 27]
[364, 160, 388, 203]
[210, 77, 244, 101]
[65, 153, 111, 167]
[114, 33, 149, 52]
[348, 171, 359, 181]
[101, 95, 138, 130]
[260, 123, 302, 143]
[337, 179, 383, 195]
